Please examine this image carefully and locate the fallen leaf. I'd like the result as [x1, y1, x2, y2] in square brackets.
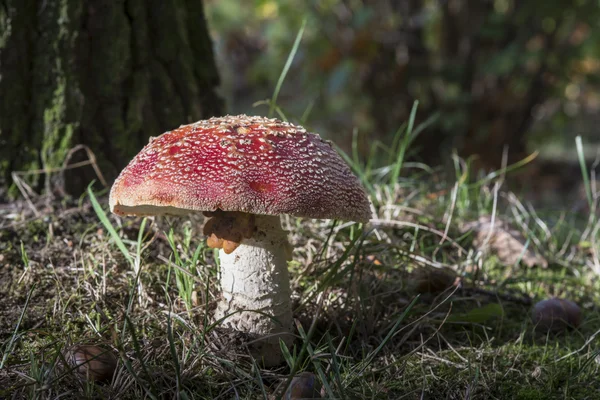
[464, 216, 548, 268]
[449, 303, 504, 323]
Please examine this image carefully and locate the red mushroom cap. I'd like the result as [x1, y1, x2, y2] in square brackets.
[109, 115, 372, 223]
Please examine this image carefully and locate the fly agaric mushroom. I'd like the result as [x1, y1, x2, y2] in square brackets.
[109, 115, 372, 365]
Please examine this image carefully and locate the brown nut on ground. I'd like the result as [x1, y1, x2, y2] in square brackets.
[282, 372, 323, 399]
[64, 344, 117, 382]
[409, 267, 458, 294]
[532, 298, 582, 333]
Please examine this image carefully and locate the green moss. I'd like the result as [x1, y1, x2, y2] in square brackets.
[393, 340, 600, 398]
[41, 80, 77, 172]
[39, 0, 81, 174]
[514, 387, 548, 400]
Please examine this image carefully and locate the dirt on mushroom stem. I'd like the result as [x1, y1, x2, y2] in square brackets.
[203, 210, 257, 254]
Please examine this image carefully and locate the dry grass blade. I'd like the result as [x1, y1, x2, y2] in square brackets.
[9, 145, 108, 217]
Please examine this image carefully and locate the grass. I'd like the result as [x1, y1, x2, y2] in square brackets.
[1, 133, 600, 399]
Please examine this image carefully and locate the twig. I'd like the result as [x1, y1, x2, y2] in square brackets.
[60, 144, 108, 188]
[10, 172, 40, 216]
[9, 144, 108, 217]
[461, 286, 532, 306]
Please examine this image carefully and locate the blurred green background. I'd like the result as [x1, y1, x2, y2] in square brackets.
[205, 0, 600, 172]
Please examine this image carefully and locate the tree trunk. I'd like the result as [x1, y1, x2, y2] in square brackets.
[0, 0, 222, 194]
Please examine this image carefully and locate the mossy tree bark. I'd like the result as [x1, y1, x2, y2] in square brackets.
[0, 0, 222, 193]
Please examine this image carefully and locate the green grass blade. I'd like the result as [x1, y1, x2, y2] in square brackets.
[166, 307, 182, 396]
[390, 101, 419, 186]
[353, 295, 420, 377]
[468, 151, 538, 188]
[136, 217, 147, 259]
[334, 143, 376, 196]
[0, 285, 35, 369]
[576, 135, 593, 211]
[269, 17, 307, 117]
[325, 333, 345, 398]
[88, 184, 133, 264]
[298, 326, 336, 398]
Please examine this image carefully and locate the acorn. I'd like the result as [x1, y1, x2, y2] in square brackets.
[64, 344, 118, 382]
[409, 267, 458, 294]
[284, 372, 322, 399]
[532, 298, 582, 333]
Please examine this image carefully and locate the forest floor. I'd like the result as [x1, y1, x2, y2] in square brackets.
[1, 159, 600, 399]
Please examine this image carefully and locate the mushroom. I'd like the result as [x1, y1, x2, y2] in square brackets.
[109, 115, 371, 365]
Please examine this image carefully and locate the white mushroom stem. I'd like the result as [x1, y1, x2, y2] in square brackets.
[214, 214, 293, 366]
